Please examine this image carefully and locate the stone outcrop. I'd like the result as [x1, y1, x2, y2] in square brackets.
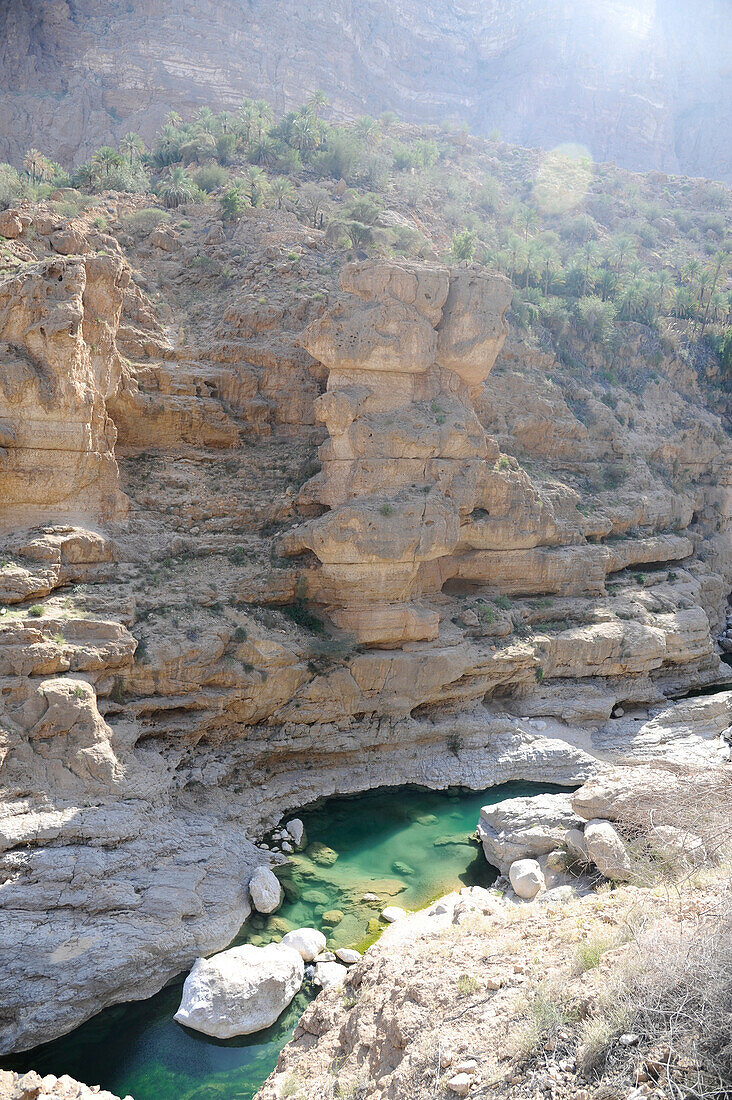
[285, 260, 512, 645]
[0, 1071, 128, 1100]
[478, 792, 583, 875]
[0, 248, 129, 529]
[0, 1, 729, 180]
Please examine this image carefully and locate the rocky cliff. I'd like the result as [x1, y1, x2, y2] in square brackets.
[0, 0, 730, 180]
[0, 190, 729, 1055]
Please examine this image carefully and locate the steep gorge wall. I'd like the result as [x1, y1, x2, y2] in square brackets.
[0, 197, 730, 1054]
[0, 0, 730, 179]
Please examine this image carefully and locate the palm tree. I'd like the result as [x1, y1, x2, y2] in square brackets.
[270, 177, 295, 210]
[73, 162, 96, 190]
[306, 89, 328, 117]
[244, 166, 269, 207]
[120, 132, 145, 165]
[238, 99, 258, 145]
[291, 114, 319, 157]
[196, 106, 216, 134]
[23, 148, 52, 183]
[253, 100, 273, 140]
[249, 137, 279, 169]
[698, 250, 729, 335]
[92, 146, 123, 182]
[518, 204, 538, 242]
[354, 116, 379, 147]
[158, 166, 197, 208]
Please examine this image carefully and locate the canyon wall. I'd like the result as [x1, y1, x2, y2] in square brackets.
[0, 196, 730, 1054]
[0, 0, 730, 179]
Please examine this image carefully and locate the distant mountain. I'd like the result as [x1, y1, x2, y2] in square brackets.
[0, 0, 730, 180]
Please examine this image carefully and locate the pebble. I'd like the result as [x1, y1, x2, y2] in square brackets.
[447, 1073, 473, 1096]
[362, 892, 379, 902]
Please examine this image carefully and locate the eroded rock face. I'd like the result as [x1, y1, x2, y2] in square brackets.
[0, 201, 728, 1060]
[286, 260, 511, 646]
[0, 252, 129, 528]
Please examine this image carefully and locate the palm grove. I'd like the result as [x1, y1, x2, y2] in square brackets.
[1, 91, 730, 376]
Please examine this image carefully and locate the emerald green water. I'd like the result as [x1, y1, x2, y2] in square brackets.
[4, 781, 563, 1100]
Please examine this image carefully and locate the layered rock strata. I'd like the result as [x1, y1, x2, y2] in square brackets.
[0, 200, 729, 1058]
[285, 260, 512, 645]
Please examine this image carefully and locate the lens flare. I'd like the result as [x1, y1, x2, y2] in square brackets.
[533, 143, 594, 215]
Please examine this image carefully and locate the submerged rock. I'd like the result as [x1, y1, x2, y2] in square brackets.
[249, 866, 282, 914]
[307, 842, 339, 866]
[321, 909, 344, 927]
[174, 943, 304, 1038]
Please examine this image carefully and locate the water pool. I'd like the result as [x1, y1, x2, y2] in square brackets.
[3, 781, 566, 1100]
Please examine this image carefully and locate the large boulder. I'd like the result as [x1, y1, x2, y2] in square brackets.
[248, 866, 282, 913]
[478, 793, 583, 874]
[508, 858, 545, 899]
[281, 927, 326, 961]
[583, 820, 633, 881]
[174, 943, 304, 1038]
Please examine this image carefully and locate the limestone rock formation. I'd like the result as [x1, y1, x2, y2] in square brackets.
[286, 260, 512, 646]
[582, 820, 632, 881]
[478, 792, 583, 874]
[0, 1070, 128, 1100]
[0, 197, 728, 1060]
[0, 247, 129, 528]
[173, 942, 304, 1038]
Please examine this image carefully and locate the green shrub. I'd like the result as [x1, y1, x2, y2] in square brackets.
[28, 604, 44, 617]
[193, 164, 229, 192]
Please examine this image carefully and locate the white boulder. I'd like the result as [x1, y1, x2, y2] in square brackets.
[478, 793, 583, 874]
[280, 927, 326, 962]
[583, 820, 632, 881]
[564, 827, 590, 864]
[381, 905, 407, 923]
[508, 858, 545, 899]
[174, 943, 304, 1038]
[285, 818, 305, 848]
[314, 961, 347, 989]
[248, 866, 282, 914]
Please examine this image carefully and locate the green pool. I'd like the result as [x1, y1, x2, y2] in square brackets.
[3, 781, 564, 1100]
